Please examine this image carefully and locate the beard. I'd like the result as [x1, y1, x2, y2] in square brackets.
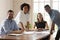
[8, 16, 13, 20]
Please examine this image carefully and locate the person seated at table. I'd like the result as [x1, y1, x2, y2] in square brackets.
[0, 10, 23, 35]
[34, 13, 49, 30]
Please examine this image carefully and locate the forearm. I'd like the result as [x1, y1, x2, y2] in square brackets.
[50, 22, 55, 34]
[10, 30, 24, 34]
[20, 22, 24, 30]
[45, 23, 49, 30]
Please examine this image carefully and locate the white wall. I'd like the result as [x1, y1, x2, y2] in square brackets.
[0, 0, 13, 24]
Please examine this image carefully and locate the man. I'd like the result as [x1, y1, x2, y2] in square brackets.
[0, 10, 19, 35]
[44, 5, 60, 40]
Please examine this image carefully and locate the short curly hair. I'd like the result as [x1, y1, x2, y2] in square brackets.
[20, 3, 30, 11]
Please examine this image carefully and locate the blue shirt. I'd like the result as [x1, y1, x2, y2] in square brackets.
[49, 9, 60, 29]
[0, 19, 19, 35]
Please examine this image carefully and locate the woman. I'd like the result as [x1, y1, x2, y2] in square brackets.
[34, 13, 49, 30]
[15, 3, 30, 30]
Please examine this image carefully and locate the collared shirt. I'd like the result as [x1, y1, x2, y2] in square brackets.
[49, 9, 60, 29]
[14, 11, 30, 28]
[0, 19, 19, 35]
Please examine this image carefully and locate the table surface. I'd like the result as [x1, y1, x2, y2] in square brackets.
[0, 30, 50, 40]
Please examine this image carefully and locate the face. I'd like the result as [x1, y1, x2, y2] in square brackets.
[37, 13, 43, 21]
[45, 7, 51, 13]
[8, 12, 14, 20]
[23, 6, 29, 13]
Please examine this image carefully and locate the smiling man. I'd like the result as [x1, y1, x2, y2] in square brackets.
[44, 5, 60, 40]
[0, 10, 19, 35]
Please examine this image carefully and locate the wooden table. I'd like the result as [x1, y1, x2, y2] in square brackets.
[0, 30, 50, 40]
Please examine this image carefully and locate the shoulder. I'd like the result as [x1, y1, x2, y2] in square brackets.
[12, 20, 18, 25]
[0, 19, 7, 27]
[52, 9, 60, 15]
[12, 20, 16, 23]
[16, 11, 22, 16]
[52, 9, 59, 13]
[20, 11, 24, 14]
[43, 21, 47, 23]
[35, 22, 38, 25]
[35, 22, 38, 23]
[4, 19, 9, 23]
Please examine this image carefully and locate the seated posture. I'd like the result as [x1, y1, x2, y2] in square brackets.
[0, 10, 20, 35]
[34, 13, 48, 30]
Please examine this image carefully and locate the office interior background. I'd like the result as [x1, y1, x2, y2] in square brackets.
[0, 0, 60, 31]
[0, 0, 60, 40]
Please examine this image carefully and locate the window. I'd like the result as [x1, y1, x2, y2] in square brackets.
[52, 0, 60, 11]
[33, 0, 60, 29]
